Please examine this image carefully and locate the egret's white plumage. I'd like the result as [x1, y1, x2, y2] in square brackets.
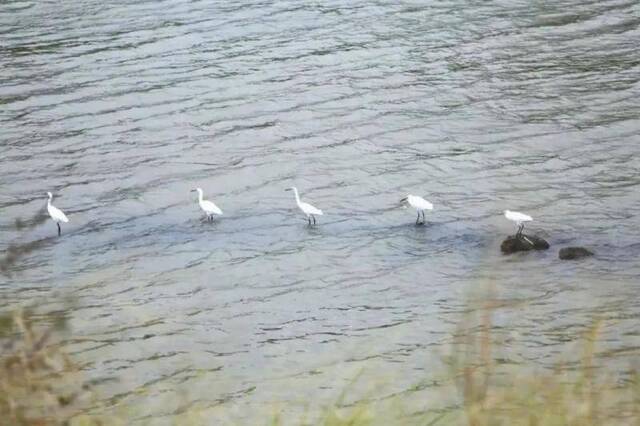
[46, 192, 69, 236]
[192, 188, 222, 221]
[401, 194, 433, 224]
[286, 187, 323, 225]
[504, 210, 532, 237]
[504, 210, 532, 224]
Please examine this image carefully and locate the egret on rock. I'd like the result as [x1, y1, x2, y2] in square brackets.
[46, 192, 69, 236]
[191, 188, 223, 221]
[504, 210, 532, 238]
[285, 187, 323, 225]
[400, 194, 433, 225]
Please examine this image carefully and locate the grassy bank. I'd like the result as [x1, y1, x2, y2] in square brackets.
[1, 302, 639, 425]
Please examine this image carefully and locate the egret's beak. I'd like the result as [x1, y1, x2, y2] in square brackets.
[284, 188, 292, 192]
[400, 197, 407, 203]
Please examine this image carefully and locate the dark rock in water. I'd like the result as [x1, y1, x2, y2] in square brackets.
[559, 246, 594, 260]
[501, 234, 550, 254]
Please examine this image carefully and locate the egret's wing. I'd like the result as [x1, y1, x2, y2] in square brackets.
[202, 200, 223, 215]
[512, 211, 532, 222]
[301, 202, 322, 215]
[417, 198, 433, 210]
[409, 195, 433, 210]
[50, 205, 69, 223]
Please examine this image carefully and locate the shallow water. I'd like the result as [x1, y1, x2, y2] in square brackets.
[1, 0, 640, 421]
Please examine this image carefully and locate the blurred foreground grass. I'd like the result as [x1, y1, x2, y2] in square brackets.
[1, 301, 638, 426]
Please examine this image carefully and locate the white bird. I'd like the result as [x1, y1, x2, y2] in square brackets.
[191, 188, 223, 221]
[504, 210, 532, 237]
[285, 187, 323, 225]
[400, 194, 433, 225]
[46, 192, 69, 236]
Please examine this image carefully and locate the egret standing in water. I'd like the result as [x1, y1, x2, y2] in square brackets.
[504, 210, 532, 238]
[46, 192, 69, 236]
[191, 188, 223, 221]
[285, 187, 323, 225]
[400, 194, 433, 225]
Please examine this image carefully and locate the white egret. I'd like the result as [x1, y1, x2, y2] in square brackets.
[46, 192, 69, 236]
[191, 188, 223, 221]
[504, 210, 533, 238]
[400, 194, 433, 225]
[285, 187, 323, 225]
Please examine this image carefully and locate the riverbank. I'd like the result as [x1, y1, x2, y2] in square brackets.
[2, 295, 638, 426]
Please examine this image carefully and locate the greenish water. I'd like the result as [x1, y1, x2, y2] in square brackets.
[1, 0, 639, 423]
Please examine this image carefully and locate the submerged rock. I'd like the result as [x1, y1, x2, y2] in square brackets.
[501, 234, 550, 254]
[559, 246, 594, 260]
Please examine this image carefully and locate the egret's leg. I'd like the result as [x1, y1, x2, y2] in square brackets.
[416, 211, 420, 225]
[522, 235, 534, 246]
[308, 216, 311, 225]
[57, 223, 61, 236]
[422, 210, 426, 224]
[312, 215, 316, 225]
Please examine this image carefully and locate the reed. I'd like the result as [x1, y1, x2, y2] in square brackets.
[1, 299, 638, 425]
[0, 309, 101, 426]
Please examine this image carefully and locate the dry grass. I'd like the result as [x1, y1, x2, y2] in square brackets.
[1, 301, 639, 425]
[447, 301, 640, 426]
[0, 309, 100, 426]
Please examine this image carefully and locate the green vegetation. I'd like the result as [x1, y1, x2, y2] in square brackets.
[1, 302, 638, 425]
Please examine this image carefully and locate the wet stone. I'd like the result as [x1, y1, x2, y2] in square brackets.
[559, 247, 594, 260]
[501, 234, 550, 254]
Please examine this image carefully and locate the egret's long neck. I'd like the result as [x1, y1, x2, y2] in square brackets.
[293, 188, 301, 205]
[47, 195, 52, 206]
[198, 191, 203, 202]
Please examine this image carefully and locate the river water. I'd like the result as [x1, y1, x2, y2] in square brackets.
[1, 0, 639, 422]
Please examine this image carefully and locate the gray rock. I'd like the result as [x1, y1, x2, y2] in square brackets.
[501, 234, 550, 254]
[559, 246, 594, 260]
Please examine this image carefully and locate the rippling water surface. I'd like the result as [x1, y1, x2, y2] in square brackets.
[1, 0, 640, 421]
